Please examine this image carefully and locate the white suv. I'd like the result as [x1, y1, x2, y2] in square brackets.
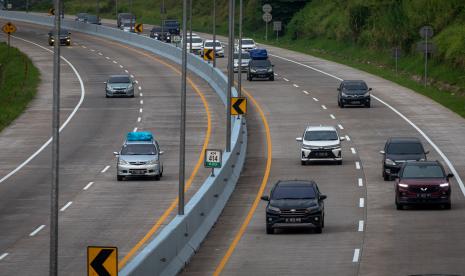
[296, 126, 344, 165]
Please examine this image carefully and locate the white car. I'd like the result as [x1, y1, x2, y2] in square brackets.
[296, 126, 344, 165]
[233, 52, 251, 72]
[183, 36, 203, 54]
[201, 40, 224, 57]
[235, 38, 257, 52]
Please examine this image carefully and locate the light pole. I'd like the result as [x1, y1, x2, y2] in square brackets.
[179, 0, 188, 215]
[212, 0, 216, 67]
[226, 0, 235, 152]
[237, 0, 243, 97]
[189, 0, 193, 53]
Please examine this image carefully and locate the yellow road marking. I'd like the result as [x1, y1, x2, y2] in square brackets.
[213, 87, 272, 275]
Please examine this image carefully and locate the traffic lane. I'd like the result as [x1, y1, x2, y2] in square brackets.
[183, 68, 365, 275]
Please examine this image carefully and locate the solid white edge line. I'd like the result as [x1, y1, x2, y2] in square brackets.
[60, 201, 73, 212]
[338, 124, 344, 130]
[355, 161, 361, 170]
[133, 127, 138, 132]
[83, 181, 94, 190]
[29, 225, 46, 237]
[351, 147, 356, 154]
[321, 105, 327, 110]
[269, 52, 465, 196]
[359, 198, 365, 208]
[0, 36, 86, 185]
[101, 165, 110, 173]
[0, 253, 8, 261]
[330, 114, 335, 119]
[353, 249, 360, 262]
[358, 178, 363, 187]
[358, 220, 364, 232]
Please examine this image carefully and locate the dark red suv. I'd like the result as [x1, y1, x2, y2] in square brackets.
[395, 161, 453, 210]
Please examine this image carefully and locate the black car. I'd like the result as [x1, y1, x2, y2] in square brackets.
[247, 59, 274, 81]
[261, 180, 326, 234]
[380, 137, 429, 181]
[75, 13, 88, 22]
[150, 27, 171, 43]
[48, 29, 71, 46]
[162, 19, 180, 35]
[337, 80, 372, 108]
[86, 15, 101, 25]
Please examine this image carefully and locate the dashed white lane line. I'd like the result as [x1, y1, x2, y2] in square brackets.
[90, 49, 95, 52]
[98, 52, 103, 56]
[140, 93, 143, 97]
[140, 100, 144, 105]
[274, 73, 278, 76]
[29, 225, 45, 237]
[105, 56, 110, 60]
[139, 108, 143, 113]
[312, 97, 319, 102]
[345, 135, 351, 141]
[113, 60, 118, 64]
[283, 78, 289, 82]
[83, 182, 94, 190]
[119, 65, 124, 68]
[353, 249, 360, 262]
[130, 74, 135, 78]
[321, 105, 327, 110]
[101, 165, 110, 173]
[135, 80, 139, 84]
[82, 45, 87, 49]
[138, 86, 142, 91]
[0, 253, 8, 261]
[359, 198, 365, 208]
[302, 90, 309, 94]
[338, 124, 344, 130]
[358, 220, 364, 232]
[330, 114, 336, 119]
[125, 69, 129, 73]
[137, 117, 141, 122]
[133, 127, 138, 132]
[358, 178, 363, 187]
[351, 147, 356, 154]
[293, 84, 299, 88]
[355, 161, 361, 170]
[60, 201, 73, 212]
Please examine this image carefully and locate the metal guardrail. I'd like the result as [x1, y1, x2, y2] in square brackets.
[0, 11, 247, 276]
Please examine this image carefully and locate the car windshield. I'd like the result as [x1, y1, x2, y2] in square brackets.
[304, 130, 338, 141]
[251, 60, 271, 67]
[187, 37, 202, 43]
[234, 53, 250, 59]
[242, 39, 254, 44]
[109, 76, 130, 83]
[272, 185, 316, 200]
[343, 82, 368, 94]
[387, 142, 423, 155]
[87, 16, 98, 22]
[205, 41, 221, 47]
[121, 144, 157, 155]
[402, 164, 445, 178]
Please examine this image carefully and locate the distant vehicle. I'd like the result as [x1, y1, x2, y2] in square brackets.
[162, 19, 180, 35]
[117, 13, 135, 28]
[337, 80, 372, 108]
[105, 75, 135, 98]
[247, 59, 274, 81]
[201, 40, 224, 57]
[235, 38, 257, 52]
[184, 36, 203, 54]
[75, 13, 89, 22]
[114, 132, 164, 181]
[296, 126, 344, 165]
[120, 21, 135, 33]
[380, 137, 428, 181]
[234, 52, 251, 72]
[261, 180, 327, 234]
[86, 14, 101, 25]
[395, 161, 453, 210]
[150, 27, 171, 42]
[48, 29, 71, 46]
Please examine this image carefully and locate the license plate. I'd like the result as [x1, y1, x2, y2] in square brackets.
[351, 101, 360, 104]
[316, 152, 328, 157]
[417, 193, 431, 198]
[131, 170, 145, 175]
[285, 218, 302, 223]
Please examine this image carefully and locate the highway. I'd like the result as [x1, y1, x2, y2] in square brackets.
[181, 35, 465, 275]
[0, 21, 225, 275]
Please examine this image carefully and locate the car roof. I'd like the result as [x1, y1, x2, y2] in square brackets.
[404, 160, 441, 166]
[341, 80, 366, 84]
[387, 137, 422, 143]
[109, 74, 130, 78]
[125, 140, 155, 145]
[305, 125, 337, 132]
[276, 180, 316, 188]
[204, 40, 220, 43]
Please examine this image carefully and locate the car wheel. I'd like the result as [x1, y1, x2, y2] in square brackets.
[444, 203, 451, 210]
[340, 102, 345, 108]
[396, 201, 403, 210]
[266, 225, 274, 234]
[117, 175, 123, 181]
[270, 76, 274, 81]
[336, 160, 342, 165]
[301, 160, 306, 166]
[365, 102, 371, 108]
[338, 101, 341, 107]
[314, 227, 322, 234]
[383, 171, 390, 181]
[322, 216, 325, 228]
[154, 175, 161, 181]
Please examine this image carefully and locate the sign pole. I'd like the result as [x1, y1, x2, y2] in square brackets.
[179, 0, 188, 216]
[50, 0, 61, 274]
[189, 0, 192, 53]
[238, 0, 243, 98]
[212, 0, 216, 67]
[424, 34, 428, 87]
[226, 0, 234, 152]
[265, 21, 268, 41]
[7, 33, 10, 57]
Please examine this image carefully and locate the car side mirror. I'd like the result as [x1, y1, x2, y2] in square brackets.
[319, 195, 327, 200]
[159, 151, 164, 155]
[447, 173, 454, 179]
[337, 88, 341, 91]
[425, 150, 430, 155]
[113, 151, 119, 156]
[260, 195, 270, 201]
[379, 150, 385, 155]
[296, 137, 303, 142]
[368, 88, 372, 91]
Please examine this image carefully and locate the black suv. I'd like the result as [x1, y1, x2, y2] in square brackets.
[150, 27, 171, 43]
[261, 180, 326, 234]
[337, 80, 371, 108]
[380, 137, 428, 181]
[48, 29, 71, 46]
[247, 59, 274, 81]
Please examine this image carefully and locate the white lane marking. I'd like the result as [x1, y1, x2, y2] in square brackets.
[274, 73, 278, 76]
[130, 74, 135, 78]
[105, 56, 110, 60]
[345, 135, 351, 141]
[359, 198, 365, 208]
[321, 105, 327, 110]
[0, 253, 9, 261]
[358, 220, 364, 232]
[138, 86, 142, 91]
[283, 78, 289, 82]
[355, 161, 361, 170]
[60, 201, 73, 212]
[269, 52, 465, 196]
[82, 45, 87, 49]
[119, 65, 123, 68]
[101, 165, 110, 173]
[358, 178, 363, 187]
[83, 182, 94, 190]
[293, 84, 299, 88]
[135, 80, 139, 84]
[140, 93, 143, 97]
[139, 108, 143, 113]
[353, 249, 360, 262]
[302, 90, 309, 95]
[351, 147, 356, 154]
[0, 36, 86, 185]
[312, 97, 319, 102]
[98, 52, 103, 56]
[140, 100, 144, 105]
[137, 117, 141, 122]
[330, 114, 336, 119]
[338, 124, 344, 130]
[125, 69, 129, 73]
[90, 49, 95, 52]
[133, 127, 138, 132]
[29, 225, 45, 237]
[113, 60, 118, 64]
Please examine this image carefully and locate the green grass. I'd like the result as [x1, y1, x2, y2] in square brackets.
[0, 42, 40, 132]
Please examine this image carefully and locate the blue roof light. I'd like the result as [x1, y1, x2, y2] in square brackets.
[127, 131, 153, 141]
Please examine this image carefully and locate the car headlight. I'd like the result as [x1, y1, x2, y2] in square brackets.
[363, 92, 370, 97]
[147, 159, 159, 165]
[302, 144, 313, 150]
[118, 159, 129, 165]
[398, 183, 408, 188]
[439, 183, 449, 188]
[250, 69, 257, 73]
[306, 206, 320, 213]
[267, 205, 280, 213]
[341, 92, 348, 97]
[127, 83, 133, 90]
[106, 85, 113, 91]
[267, 68, 273, 72]
[385, 159, 396, 166]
